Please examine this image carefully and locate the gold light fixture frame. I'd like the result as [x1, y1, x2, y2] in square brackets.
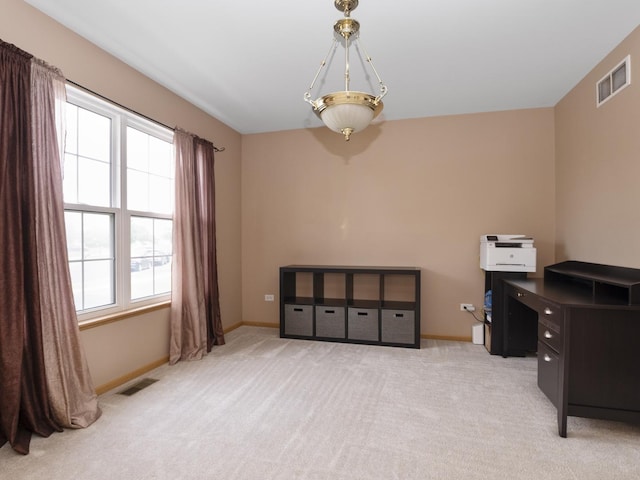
[304, 0, 388, 141]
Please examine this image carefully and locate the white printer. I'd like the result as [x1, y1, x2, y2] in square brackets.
[480, 234, 536, 272]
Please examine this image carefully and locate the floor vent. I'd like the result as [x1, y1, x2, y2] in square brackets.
[119, 378, 159, 396]
[597, 55, 631, 107]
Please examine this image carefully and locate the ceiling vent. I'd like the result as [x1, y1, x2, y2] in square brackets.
[597, 55, 631, 107]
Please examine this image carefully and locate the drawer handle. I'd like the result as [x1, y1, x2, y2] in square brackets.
[394, 313, 404, 318]
[326, 310, 335, 314]
[357, 312, 368, 316]
[543, 354, 552, 362]
[516, 292, 525, 297]
[544, 307, 553, 315]
[293, 308, 303, 312]
[544, 330, 553, 339]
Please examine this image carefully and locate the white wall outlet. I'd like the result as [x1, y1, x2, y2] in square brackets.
[264, 294, 275, 302]
[460, 303, 475, 312]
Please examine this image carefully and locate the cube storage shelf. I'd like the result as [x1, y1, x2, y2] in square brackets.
[280, 265, 421, 348]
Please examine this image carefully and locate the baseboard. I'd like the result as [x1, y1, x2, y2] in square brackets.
[422, 334, 472, 343]
[241, 321, 280, 329]
[224, 321, 279, 333]
[95, 356, 169, 395]
[223, 321, 244, 333]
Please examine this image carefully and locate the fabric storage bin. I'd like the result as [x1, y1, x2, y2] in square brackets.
[347, 307, 379, 341]
[284, 304, 313, 336]
[315, 306, 346, 338]
[381, 309, 415, 344]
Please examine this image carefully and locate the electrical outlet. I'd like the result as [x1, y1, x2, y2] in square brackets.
[264, 294, 275, 302]
[460, 303, 475, 312]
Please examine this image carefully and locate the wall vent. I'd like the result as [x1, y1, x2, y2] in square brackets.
[597, 55, 631, 107]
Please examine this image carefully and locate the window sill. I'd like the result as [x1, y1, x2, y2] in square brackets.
[79, 301, 171, 331]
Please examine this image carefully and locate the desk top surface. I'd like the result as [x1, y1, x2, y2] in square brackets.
[546, 261, 640, 288]
[505, 278, 640, 309]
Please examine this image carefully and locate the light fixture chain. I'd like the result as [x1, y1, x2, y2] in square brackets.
[304, 38, 339, 105]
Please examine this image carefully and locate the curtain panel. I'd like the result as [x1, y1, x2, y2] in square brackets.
[30, 59, 101, 430]
[0, 39, 100, 455]
[0, 38, 59, 456]
[170, 129, 224, 364]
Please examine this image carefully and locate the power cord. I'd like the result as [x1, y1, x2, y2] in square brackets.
[463, 304, 485, 323]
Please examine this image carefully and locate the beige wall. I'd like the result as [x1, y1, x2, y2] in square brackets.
[1, 0, 243, 389]
[555, 25, 640, 267]
[80, 308, 171, 389]
[242, 109, 556, 339]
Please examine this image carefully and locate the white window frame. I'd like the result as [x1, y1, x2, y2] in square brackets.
[65, 85, 173, 322]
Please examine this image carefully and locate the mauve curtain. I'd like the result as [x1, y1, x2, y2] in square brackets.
[0, 40, 100, 455]
[170, 129, 224, 364]
[30, 59, 101, 429]
[0, 38, 59, 456]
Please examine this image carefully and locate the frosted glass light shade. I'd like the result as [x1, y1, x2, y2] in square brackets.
[313, 91, 383, 140]
[321, 103, 374, 134]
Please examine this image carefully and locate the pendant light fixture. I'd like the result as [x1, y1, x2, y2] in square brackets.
[304, 0, 388, 141]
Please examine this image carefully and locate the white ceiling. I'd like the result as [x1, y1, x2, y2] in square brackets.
[26, 0, 640, 135]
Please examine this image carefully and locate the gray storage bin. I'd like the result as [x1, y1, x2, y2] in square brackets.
[284, 304, 313, 336]
[315, 306, 346, 338]
[348, 307, 379, 341]
[381, 309, 415, 344]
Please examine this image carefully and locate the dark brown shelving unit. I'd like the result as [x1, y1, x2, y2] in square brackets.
[280, 265, 421, 348]
[482, 270, 529, 356]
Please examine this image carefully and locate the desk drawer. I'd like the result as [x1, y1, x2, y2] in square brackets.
[538, 319, 561, 353]
[508, 285, 562, 330]
[538, 341, 560, 407]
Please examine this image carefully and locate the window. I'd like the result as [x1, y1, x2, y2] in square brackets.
[64, 86, 174, 319]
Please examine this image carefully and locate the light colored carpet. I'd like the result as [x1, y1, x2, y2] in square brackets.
[2, 326, 640, 479]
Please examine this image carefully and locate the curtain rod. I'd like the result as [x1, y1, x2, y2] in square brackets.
[67, 80, 225, 153]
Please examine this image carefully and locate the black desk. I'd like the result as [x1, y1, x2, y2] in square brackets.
[503, 261, 640, 437]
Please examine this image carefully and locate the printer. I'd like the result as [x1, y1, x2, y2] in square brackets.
[480, 234, 536, 272]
